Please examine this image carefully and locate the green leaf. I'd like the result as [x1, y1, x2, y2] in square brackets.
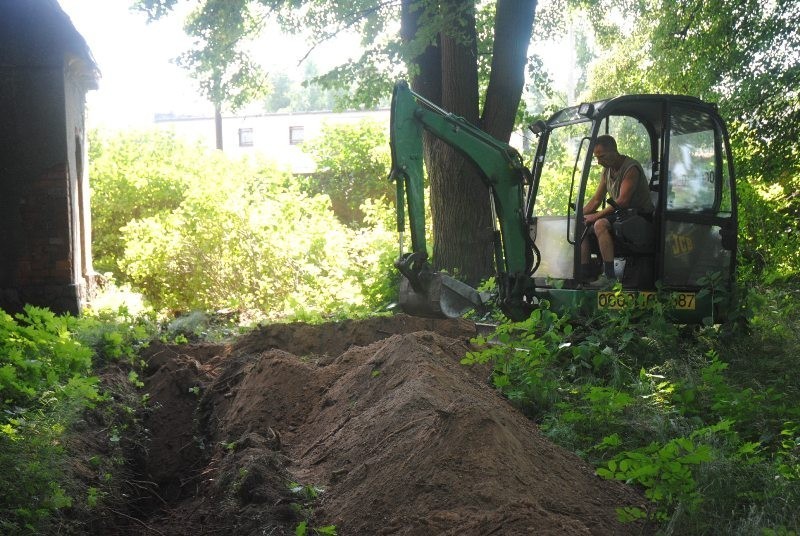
[616, 506, 647, 523]
[596, 467, 614, 479]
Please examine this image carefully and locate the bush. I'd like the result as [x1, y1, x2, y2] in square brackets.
[89, 130, 199, 275]
[300, 119, 393, 227]
[90, 129, 399, 320]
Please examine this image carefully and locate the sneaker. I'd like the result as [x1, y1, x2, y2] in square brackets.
[584, 274, 617, 290]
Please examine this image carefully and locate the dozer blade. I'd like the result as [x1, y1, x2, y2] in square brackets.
[399, 272, 485, 319]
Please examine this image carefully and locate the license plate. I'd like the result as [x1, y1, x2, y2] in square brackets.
[597, 291, 695, 310]
[671, 292, 696, 310]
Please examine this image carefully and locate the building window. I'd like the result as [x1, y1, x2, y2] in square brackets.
[238, 128, 254, 147]
[289, 125, 305, 145]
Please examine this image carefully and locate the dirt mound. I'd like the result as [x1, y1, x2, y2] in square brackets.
[130, 315, 648, 535]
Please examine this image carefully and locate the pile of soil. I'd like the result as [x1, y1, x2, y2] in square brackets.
[117, 315, 649, 535]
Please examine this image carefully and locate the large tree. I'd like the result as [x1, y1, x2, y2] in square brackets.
[135, 0, 538, 285]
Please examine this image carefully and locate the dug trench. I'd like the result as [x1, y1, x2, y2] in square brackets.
[101, 314, 652, 535]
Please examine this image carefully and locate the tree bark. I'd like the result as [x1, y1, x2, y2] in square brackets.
[400, 0, 441, 102]
[429, 1, 495, 285]
[482, 0, 538, 142]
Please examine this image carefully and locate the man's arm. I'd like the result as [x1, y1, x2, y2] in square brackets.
[584, 173, 611, 224]
[613, 167, 639, 209]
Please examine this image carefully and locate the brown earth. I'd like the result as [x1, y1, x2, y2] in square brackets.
[97, 314, 651, 535]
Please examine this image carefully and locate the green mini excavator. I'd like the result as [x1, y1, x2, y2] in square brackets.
[389, 80, 737, 323]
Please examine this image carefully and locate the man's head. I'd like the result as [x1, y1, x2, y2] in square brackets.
[593, 135, 620, 168]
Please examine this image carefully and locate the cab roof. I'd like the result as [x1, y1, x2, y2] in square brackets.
[545, 94, 720, 133]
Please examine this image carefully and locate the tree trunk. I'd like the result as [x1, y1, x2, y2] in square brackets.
[400, 1, 441, 102]
[482, 0, 538, 142]
[429, 1, 495, 285]
[214, 103, 223, 150]
[400, 0, 538, 286]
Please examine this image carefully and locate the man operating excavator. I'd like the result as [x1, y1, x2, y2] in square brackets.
[581, 134, 654, 288]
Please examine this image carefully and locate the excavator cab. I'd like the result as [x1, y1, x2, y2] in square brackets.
[527, 95, 737, 322]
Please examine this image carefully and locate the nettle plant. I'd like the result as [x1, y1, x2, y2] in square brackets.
[461, 294, 790, 528]
[595, 422, 725, 522]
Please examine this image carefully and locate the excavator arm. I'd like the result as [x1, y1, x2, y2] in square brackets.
[389, 80, 537, 320]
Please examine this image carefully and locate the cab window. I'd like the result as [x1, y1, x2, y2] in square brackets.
[667, 107, 721, 212]
[535, 122, 592, 217]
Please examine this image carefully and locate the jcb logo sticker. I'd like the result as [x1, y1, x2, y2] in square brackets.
[668, 233, 694, 256]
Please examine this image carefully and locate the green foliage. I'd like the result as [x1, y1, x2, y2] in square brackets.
[89, 129, 196, 274]
[75, 305, 156, 364]
[331, 198, 402, 317]
[161, 310, 241, 343]
[136, 0, 400, 109]
[133, 0, 538, 287]
[0, 410, 73, 534]
[597, 424, 720, 521]
[86, 487, 106, 509]
[533, 122, 590, 217]
[263, 65, 349, 113]
[90, 129, 398, 319]
[467, 284, 800, 533]
[736, 173, 800, 283]
[0, 306, 96, 412]
[0, 306, 156, 534]
[300, 119, 393, 226]
[463, 303, 574, 411]
[175, 0, 269, 112]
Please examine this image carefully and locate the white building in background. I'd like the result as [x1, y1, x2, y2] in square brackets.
[153, 108, 530, 174]
[154, 109, 390, 174]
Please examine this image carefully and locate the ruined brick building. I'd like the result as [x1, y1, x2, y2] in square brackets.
[1, 0, 98, 314]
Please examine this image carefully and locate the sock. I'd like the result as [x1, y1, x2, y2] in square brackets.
[604, 261, 615, 278]
[580, 263, 593, 281]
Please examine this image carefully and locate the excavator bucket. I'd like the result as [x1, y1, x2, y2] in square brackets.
[398, 272, 486, 319]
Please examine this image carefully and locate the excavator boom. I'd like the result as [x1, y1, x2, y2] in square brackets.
[389, 80, 536, 320]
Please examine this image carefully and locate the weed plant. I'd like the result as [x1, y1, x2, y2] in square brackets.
[465, 285, 800, 534]
[0, 305, 157, 534]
